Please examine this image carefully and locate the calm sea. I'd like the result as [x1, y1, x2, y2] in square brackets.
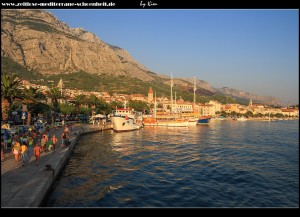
[45, 120, 299, 207]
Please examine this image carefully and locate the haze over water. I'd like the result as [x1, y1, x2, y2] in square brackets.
[46, 120, 299, 207]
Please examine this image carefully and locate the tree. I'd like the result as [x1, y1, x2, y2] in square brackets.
[110, 101, 123, 110]
[79, 107, 92, 116]
[46, 87, 65, 124]
[220, 111, 228, 117]
[129, 100, 149, 112]
[87, 94, 100, 108]
[46, 87, 64, 112]
[19, 87, 47, 125]
[96, 98, 110, 115]
[255, 113, 263, 118]
[59, 103, 76, 115]
[230, 111, 237, 117]
[245, 111, 253, 118]
[72, 94, 86, 114]
[1, 73, 23, 122]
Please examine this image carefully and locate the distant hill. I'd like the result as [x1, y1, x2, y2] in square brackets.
[217, 87, 280, 106]
[1, 9, 281, 106]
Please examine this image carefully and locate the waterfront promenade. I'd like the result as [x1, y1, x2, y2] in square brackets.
[1, 124, 104, 207]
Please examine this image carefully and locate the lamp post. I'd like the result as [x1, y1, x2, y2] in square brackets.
[92, 110, 95, 125]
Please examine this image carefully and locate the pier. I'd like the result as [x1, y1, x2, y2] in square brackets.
[1, 124, 110, 207]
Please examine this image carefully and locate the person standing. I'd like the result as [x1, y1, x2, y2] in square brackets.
[64, 126, 69, 135]
[31, 130, 37, 146]
[34, 144, 42, 166]
[3, 132, 8, 150]
[21, 142, 28, 166]
[27, 137, 34, 160]
[12, 139, 21, 162]
[1, 139, 5, 161]
[41, 136, 47, 153]
[61, 132, 69, 148]
[51, 135, 58, 151]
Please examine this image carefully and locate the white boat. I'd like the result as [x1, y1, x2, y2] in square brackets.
[236, 116, 247, 121]
[187, 117, 199, 125]
[111, 108, 142, 132]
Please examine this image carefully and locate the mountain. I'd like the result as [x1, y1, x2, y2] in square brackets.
[1, 9, 153, 81]
[217, 87, 281, 105]
[1, 9, 281, 106]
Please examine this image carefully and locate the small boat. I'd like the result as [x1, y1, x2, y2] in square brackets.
[187, 117, 199, 125]
[196, 116, 211, 124]
[111, 108, 142, 132]
[215, 116, 225, 121]
[236, 116, 247, 121]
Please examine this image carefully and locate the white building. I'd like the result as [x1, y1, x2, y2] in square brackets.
[200, 104, 215, 116]
[208, 100, 222, 113]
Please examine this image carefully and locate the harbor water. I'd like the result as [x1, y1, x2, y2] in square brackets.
[45, 120, 299, 207]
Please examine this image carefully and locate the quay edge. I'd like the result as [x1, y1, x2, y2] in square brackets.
[1, 125, 106, 208]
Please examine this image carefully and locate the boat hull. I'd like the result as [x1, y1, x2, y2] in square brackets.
[196, 117, 211, 124]
[143, 117, 188, 127]
[111, 116, 141, 132]
[236, 117, 247, 121]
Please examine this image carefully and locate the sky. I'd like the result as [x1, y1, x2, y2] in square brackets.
[48, 9, 299, 105]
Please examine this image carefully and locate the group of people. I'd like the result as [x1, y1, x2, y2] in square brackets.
[8, 125, 71, 166]
[9, 130, 43, 166]
[1, 123, 75, 167]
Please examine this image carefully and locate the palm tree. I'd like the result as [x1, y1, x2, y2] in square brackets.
[73, 94, 86, 113]
[1, 73, 23, 122]
[46, 87, 64, 112]
[87, 94, 100, 109]
[18, 87, 46, 125]
[46, 87, 65, 124]
[96, 98, 110, 115]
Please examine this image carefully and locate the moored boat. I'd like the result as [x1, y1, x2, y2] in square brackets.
[196, 116, 211, 124]
[186, 117, 199, 125]
[143, 115, 188, 127]
[111, 108, 142, 132]
[236, 116, 247, 121]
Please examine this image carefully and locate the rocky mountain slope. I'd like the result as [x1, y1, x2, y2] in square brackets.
[1, 9, 281, 105]
[217, 87, 280, 105]
[1, 9, 153, 81]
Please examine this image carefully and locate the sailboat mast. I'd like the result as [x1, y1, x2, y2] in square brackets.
[269, 102, 271, 121]
[170, 74, 173, 112]
[193, 76, 196, 112]
[154, 92, 157, 118]
[175, 91, 177, 113]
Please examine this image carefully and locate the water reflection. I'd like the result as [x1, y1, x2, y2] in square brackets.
[46, 121, 299, 207]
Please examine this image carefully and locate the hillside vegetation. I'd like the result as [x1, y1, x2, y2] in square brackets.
[2, 57, 239, 104]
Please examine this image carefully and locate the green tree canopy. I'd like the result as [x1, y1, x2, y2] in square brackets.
[19, 87, 47, 125]
[1, 73, 23, 121]
[46, 87, 64, 112]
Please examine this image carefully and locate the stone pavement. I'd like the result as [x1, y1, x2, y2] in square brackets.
[1, 124, 103, 207]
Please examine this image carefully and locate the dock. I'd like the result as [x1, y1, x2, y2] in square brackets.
[1, 124, 110, 207]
